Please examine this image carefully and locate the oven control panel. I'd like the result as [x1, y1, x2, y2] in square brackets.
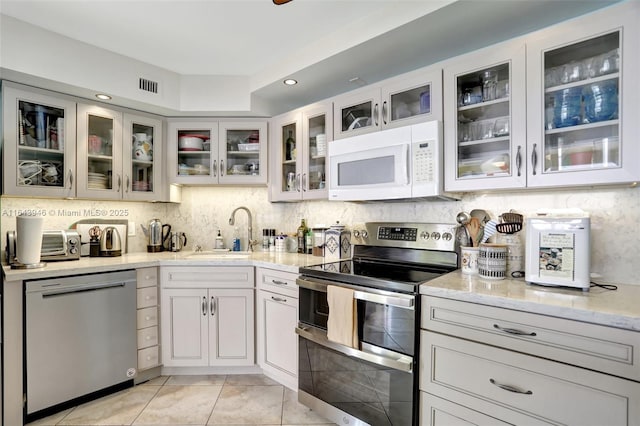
[352, 222, 457, 251]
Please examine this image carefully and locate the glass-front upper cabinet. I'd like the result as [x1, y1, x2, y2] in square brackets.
[122, 113, 163, 201]
[167, 120, 218, 185]
[2, 82, 77, 198]
[218, 121, 268, 185]
[76, 104, 123, 199]
[333, 66, 443, 140]
[526, 2, 639, 187]
[302, 104, 332, 199]
[444, 40, 527, 191]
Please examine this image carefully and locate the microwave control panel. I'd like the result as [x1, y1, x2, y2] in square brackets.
[412, 140, 435, 183]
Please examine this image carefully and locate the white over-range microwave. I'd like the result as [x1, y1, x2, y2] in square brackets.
[328, 120, 453, 201]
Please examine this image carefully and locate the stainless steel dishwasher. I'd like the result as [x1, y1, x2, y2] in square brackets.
[25, 270, 137, 419]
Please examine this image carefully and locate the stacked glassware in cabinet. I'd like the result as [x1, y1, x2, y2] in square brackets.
[455, 63, 511, 179]
[541, 32, 619, 173]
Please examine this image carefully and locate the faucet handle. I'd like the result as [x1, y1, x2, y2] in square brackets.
[248, 239, 259, 252]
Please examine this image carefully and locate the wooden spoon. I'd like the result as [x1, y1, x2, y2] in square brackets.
[466, 217, 481, 247]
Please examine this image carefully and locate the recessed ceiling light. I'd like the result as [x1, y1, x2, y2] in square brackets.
[283, 79, 298, 86]
[95, 93, 112, 100]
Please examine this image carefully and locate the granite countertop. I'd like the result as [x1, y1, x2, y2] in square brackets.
[2, 250, 324, 281]
[420, 271, 640, 332]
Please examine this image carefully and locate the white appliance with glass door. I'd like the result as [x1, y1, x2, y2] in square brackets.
[526, 1, 639, 187]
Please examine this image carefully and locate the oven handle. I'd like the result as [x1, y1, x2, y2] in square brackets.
[296, 276, 414, 309]
[296, 325, 413, 373]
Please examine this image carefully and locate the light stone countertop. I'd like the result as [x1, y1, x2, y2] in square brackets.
[420, 271, 640, 332]
[2, 250, 325, 282]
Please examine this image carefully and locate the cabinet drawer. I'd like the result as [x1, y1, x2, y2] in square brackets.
[137, 306, 158, 329]
[137, 286, 158, 309]
[137, 326, 159, 349]
[256, 268, 298, 298]
[138, 346, 160, 371]
[161, 266, 254, 289]
[422, 296, 640, 381]
[421, 330, 640, 426]
[137, 267, 158, 288]
[420, 392, 512, 426]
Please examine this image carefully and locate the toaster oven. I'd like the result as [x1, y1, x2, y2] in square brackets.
[5, 229, 81, 263]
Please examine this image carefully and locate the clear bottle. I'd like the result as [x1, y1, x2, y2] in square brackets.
[297, 219, 308, 254]
[285, 129, 295, 161]
[305, 228, 313, 255]
[232, 226, 241, 251]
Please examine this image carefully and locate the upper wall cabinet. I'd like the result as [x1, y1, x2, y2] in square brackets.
[2, 82, 77, 198]
[444, 40, 527, 191]
[270, 102, 332, 202]
[333, 66, 443, 140]
[525, 1, 639, 188]
[167, 119, 268, 185]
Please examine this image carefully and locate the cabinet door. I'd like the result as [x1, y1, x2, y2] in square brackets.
[258, 289, 298, 377]
[76, 104, 124, 199]
[333, 88, 381, 140]
[2, 83, 77, 198]
[301, 103, 331, 200]
[381, 66, 443, 130]
[167, 120, 218, 184]
[209, 288, 254, 366]
[444, 40, 527, 191]
[526, 3, 639, 187]
[269, 110, 303, 201]
[218, 121, 268, 185]
[122, 113, 164, 201]
[161, 288, 208, 367]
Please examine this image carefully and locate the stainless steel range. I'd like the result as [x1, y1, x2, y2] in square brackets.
[296, 222, 459, 426]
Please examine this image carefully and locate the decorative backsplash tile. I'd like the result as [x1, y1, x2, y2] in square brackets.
[2, 184, 638, 285]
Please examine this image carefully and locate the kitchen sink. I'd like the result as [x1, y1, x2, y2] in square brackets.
[183, 251, 251, 260]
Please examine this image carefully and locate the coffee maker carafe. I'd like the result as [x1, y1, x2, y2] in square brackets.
[141, 219, 171, 252]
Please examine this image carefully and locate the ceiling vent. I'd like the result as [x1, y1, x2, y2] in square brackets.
[138, 77, 158, 94]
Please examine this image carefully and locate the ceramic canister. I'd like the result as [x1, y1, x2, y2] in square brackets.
[324, 223, 351, 262]
[478, 243, 508, 280]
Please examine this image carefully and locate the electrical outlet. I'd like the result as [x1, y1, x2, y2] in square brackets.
[128, 222, 136, 236]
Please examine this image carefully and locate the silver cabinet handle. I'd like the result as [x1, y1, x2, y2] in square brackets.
[125, 175, 130, 193]
[489, 378, 533, 395]
[202, 296, 207, 316]
[296, 173, 301, 192]
[117, 174, 122, 192]
[271, 280, 288, 286]
[531, 143, 538, 175]
[382, 101, 388, 125]
[68, 169, 73, 189]
[210, 296, 216, 316]
[213, 160, 217, 177]
[271, 296, 287, 303]
[220, 160, 224, 177]
[302, 173, 307, 192]
[373, 103, 379, 127]
[516, 145, 522, 177]
[493, 324, 537, 336]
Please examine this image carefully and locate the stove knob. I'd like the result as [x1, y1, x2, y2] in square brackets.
[442, 232, 453, 241]
[361, 230, 368, 239]
[420, 231, 430, 240]
[431, 232, 441, 240]
[353, 230, 361, 238]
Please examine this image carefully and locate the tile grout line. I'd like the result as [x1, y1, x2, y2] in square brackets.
[128, 377, 166, 426]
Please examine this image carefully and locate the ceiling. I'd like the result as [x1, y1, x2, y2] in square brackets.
[0, 0, 620, 115]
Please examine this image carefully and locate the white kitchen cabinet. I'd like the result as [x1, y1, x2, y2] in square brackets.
[167, 119, 268, 185]
[420, 392, 511, 426]
[525, 2, 639, 188]
[420, 296, 640, 425]
[256, 268, 298, 389]
[160, 266, 255, 368]
[122, 113, 164, 201]
[443, 39, 527, 191]
[270, 102, 331, 202]
[136, 267, 160, 371]
[333, 66, 442, 140]
[2, 82, 77, 198]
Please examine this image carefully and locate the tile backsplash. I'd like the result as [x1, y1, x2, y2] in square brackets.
[2, 184, 638, 285]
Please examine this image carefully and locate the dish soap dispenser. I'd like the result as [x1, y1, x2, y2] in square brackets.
[215, 229, 225, 250]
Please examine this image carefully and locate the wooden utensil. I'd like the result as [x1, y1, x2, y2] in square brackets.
[466, 217, 481, 247]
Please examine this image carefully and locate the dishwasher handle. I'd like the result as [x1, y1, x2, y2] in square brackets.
[41, 282, 126, 298]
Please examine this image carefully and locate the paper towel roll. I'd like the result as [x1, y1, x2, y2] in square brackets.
[16, 215, 44, 265]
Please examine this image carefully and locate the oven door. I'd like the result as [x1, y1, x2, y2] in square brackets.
[296, 276, 418, 425]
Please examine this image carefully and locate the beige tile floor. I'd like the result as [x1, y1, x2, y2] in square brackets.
[27, 374, 336, 426]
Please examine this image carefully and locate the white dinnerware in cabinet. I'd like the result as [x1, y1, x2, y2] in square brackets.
[270, 102, 332, 202]
[525, 2, 639, 188]
[443, 40, 527, 191]
[76, 104, 123, 199]
[333, 66, 443, 140]
[122, 113, 164, 201]
[2, 82, 77, 198]
[218, 121, 268, 185]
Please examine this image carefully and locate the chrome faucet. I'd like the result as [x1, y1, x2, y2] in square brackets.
[228, 206, 257, 252]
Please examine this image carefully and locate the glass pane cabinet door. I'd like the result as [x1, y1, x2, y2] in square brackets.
[455, 63, 512, 180]
[333, 89, 380, 140]
[303, 108, 330, 199]
[2, 84, 77, 198]
[124, 113, 163, 200]
[175, 126, 215, 182]
[281, 122, 299, 194]
[541, 32, 620, 174]
[219, 121, 268, 184]
[87, 114, 115, 191]
[131, 122, 155, 194]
